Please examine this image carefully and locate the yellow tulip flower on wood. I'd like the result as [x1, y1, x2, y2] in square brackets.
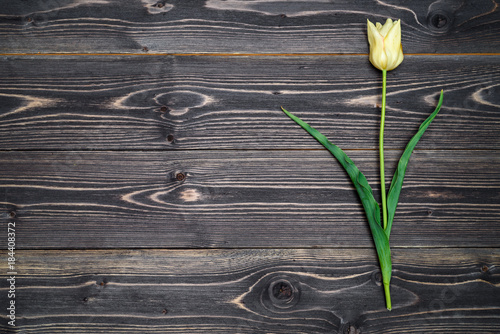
[281, 18, 444, 310]
[367, 18, 404, 71]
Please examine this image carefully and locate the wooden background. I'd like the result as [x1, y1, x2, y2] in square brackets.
[1, 0, 499, 333]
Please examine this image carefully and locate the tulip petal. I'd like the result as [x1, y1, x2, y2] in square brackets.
[379, 18, 393, 37]
[370, 48, 387, 70]
[367, 20, 382, 47]
[387, 45, 404, 71]
[385, 19, 401, 48]
[396, 45, 404, 65]
[385, 20, 403, 70]
[385, 49, 395, 70]
[367, 19, 387, 70]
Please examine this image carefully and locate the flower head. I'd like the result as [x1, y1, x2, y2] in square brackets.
[367, 18, 404, 71]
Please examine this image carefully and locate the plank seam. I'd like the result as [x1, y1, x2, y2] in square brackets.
[1, 53, 500, 57]
[6, 246, 500, 251]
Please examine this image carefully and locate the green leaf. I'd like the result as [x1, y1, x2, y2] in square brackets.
[281, 107, 392, 291]
[385, 90, 444, 238]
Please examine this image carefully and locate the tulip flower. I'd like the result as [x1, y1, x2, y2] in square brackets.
[280, 18, 444, 311]
[367, 18, 404, 71]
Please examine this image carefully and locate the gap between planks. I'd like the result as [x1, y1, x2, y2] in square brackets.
[13, 246, 500, 252]
[1, 53, 500, 57]
[0, 148, 496, 153]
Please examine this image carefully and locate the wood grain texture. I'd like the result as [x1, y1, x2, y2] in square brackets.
[0, 0, 499, 54]
[0, 55, 499, 150]
[0, 248, 498, 333]
[1, 1, 499, 333]
[1, 149, 499, 249]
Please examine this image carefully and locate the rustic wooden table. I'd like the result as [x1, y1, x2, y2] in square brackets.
[1, 1, 499, 333]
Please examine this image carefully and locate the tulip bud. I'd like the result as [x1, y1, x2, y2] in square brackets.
[367, 18, 404, 71]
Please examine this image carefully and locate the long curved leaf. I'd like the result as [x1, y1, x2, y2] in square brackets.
[385, 90, 444, 238]
[281, 107, 392, 287]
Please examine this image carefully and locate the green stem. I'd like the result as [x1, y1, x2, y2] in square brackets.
[380, 70, 391, 310]
[380, 70, 388, 230]
[384, 282, 392, 310]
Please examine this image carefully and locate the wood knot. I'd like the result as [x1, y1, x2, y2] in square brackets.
[341, 323, 361, 334]
[371, 270, 382, 286]
[98, 278, 108, 287]
[272, 281, 293, 300]
[427, 10, 453, 33]
[264, 277, 300, 309]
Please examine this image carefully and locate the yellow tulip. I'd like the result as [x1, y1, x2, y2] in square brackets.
[367, 18, 404, 71]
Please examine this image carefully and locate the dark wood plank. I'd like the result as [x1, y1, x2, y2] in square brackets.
[1, 149, 499, 249]
[0, 248, 498, 333]
[0, 2, 497, 333]
[0, 55, 499, 150]
[0, 0, 499, 54]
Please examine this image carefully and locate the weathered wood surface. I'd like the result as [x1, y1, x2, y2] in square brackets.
[1, 149, 499, 249]
[1, 0, 499, 332]
[1, 55, 499, 150]
[0, 0, 499, 54]
[0, 248, 499, 333]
